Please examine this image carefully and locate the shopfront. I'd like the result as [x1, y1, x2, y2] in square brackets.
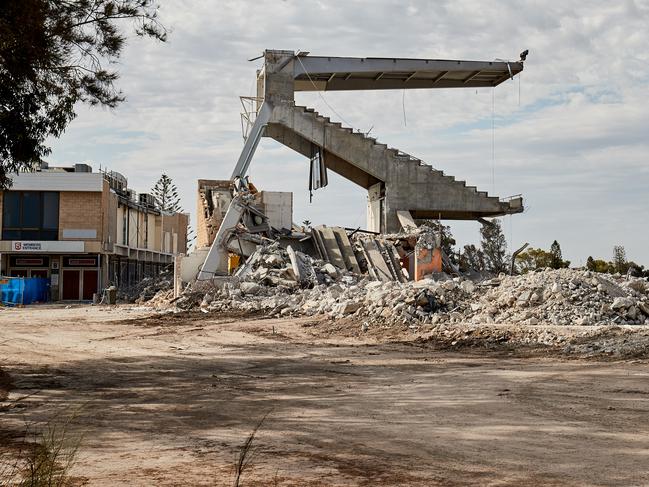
[60, 255, 99, 301]
[3, 253, 100, 301]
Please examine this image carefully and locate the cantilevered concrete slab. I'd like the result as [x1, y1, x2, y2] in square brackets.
[292, 54, 524, 91]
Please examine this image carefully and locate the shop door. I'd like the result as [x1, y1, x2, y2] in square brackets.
[62, 270, 80, 300]
[82, 270, 98, 301]
[10, 269, 28, 277]
[30, 269, 48, 278]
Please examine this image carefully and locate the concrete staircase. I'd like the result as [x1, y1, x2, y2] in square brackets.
[264, 102, 523, 233]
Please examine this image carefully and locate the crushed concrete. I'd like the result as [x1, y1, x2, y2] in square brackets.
[148, 262, 649, 329]
[119, 270, 173, 303]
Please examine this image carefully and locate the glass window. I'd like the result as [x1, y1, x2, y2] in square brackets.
[2, 191, 60, 240]
[2, 229, 20, 240]
[21, 192, 41, 228]
[3, 192, 20, 227]
[42, 192, 59, 229]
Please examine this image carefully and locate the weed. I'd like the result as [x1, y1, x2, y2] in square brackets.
[232, 411, 271, 487]
[0, 410, 83, 487]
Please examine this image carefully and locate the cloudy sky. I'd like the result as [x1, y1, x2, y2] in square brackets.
[48, 0, 649, 266]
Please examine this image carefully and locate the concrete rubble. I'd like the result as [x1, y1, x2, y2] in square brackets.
[120, 269, 174, 303]
[152, 248, 649, 328]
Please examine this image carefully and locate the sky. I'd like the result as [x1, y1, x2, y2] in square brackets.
[47, 0, 649, 266]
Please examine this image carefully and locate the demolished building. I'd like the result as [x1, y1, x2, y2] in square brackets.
[180, 49, 527, 289]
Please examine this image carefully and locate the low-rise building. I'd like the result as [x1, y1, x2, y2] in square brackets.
[0, 163, 188, 301]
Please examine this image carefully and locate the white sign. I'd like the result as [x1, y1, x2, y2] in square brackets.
[12, 241, 85, 253]
[62, 229, 97, 239]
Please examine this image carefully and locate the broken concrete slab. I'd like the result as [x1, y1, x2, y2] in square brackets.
[396, 210, 417, 231]
[313, 225, 347, 270]
[331, 227, 361, 273]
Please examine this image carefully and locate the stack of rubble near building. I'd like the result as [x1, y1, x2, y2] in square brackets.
[155, 264, 649, 329]
[165, 181, 649, 328]
[165, 180, 649, 329]
[178, 177, 453, 292]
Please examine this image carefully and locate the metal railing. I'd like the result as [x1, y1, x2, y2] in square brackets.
[240, 96, 264, 141]
[500, 194, 523, 203]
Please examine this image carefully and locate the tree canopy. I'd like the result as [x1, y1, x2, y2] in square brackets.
[151, 173, 181, 213]
[480, 219, 509, 274]
[459, 243, 485, 272]
[0, 0, 166, 187]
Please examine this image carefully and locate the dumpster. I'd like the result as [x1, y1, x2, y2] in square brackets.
[0, 276, 50, 306]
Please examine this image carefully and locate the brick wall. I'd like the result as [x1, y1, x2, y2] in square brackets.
[59, 191, 103, 241]
[196, 180, 231, 249]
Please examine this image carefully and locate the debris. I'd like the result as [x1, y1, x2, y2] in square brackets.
[149, 265, 649, 329]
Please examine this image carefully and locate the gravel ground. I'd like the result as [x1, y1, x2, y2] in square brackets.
[1, 305, 649, 486]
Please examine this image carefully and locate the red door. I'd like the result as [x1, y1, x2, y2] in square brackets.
[62, 270, 80, 300]
[82, 270, 98, 301]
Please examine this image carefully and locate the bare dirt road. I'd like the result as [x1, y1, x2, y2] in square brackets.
[1, 305, 649, 486]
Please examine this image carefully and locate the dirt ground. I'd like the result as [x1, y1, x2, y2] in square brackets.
[1, 305, 649, 486]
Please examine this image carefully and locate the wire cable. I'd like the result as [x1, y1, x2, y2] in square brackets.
[491, 88, 496, 194]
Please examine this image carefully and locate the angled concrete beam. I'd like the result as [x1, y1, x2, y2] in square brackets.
[404, 71, 418, 83]
[230, 102, 273, 179]
[431, 70, 448, 85]
[463, 70, 482, 83]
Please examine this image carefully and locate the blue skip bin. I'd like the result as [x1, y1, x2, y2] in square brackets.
[0, 277, 50, 306]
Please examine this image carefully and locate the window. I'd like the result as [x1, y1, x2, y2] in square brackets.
[2, 191, 60, 240]
[43, 193, 59, 230]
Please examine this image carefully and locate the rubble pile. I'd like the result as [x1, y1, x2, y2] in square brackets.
[150, 259, 649, 328]
[467, 269, 649, 327]
[120, 269, 174, 303]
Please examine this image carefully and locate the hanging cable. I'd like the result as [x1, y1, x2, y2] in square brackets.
[402, 88, 407, 127]
[491, 88, 496, 194]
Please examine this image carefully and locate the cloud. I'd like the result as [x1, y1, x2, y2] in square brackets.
[47, 0, 649, 265]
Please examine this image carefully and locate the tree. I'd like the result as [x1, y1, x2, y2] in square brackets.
[589, 258, 614, 274]
[0, 0, 166, 187]
[152, 174, 182, 213]
[515, 247, 553, 273]
[550, 240, 562, 268]
[480, 219, 508, 274]
[613, 245, 629, 274]
[549, 240, 570, 269]
[186, 225, 195, 250]
[460, 244, 485, 272]
[586, 256, 596, 271]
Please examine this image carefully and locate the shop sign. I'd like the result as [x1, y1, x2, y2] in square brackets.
[10, 256, 49, 267]
[12, 241, 84, 253]
[63, 256, 98, 267]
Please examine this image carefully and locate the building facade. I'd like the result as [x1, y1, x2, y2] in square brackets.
[0, 164, 188, 301]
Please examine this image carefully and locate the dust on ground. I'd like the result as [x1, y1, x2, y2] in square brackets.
[1, 304, 649, 486]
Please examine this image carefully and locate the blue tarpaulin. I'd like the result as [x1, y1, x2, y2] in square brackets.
[0, 277, 50, 306]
